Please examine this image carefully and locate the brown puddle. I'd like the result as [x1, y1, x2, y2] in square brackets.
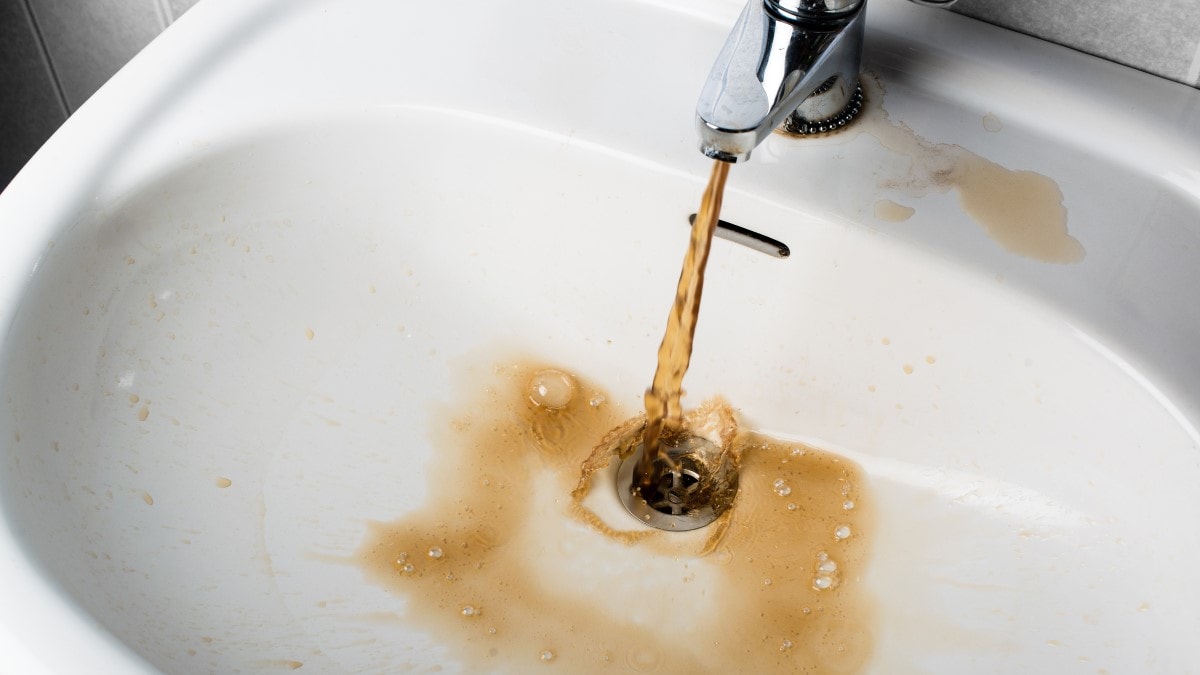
[873, 200, 916, 223]
[837, 76, 1084, 263]
[357, 361, 875, 673]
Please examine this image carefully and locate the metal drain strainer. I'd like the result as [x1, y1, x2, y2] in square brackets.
[616, 435, 739, 531]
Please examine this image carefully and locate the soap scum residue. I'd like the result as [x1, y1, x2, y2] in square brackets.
[357, 361, 876, 673]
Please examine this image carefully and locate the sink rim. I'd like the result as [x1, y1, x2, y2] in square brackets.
[1, 0, 1199, 672]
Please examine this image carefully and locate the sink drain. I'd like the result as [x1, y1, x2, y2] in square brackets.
[616, 435, 739, 531]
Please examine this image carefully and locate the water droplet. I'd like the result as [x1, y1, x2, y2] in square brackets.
[790, 447, 806, 457]
[462, 606, 478, 617]
[711, 548, 733, 566]
[540, 649, 555, 662]
[588, 393, 606, 407]
[842, 500, 855, 511]
[772, 478, 792, 497]
[527, 369, 575, 410]
[814, 576, 833, 590]
[818, 559, 838, 574]
[802, 606, 812, 615]
[488, 627, 497, 635]
[395, 552, 408, 565]
[787, 503, 797, 511]
[626, 645, 662, 672]
[780, 639, 794, 651]
[834, 525, 852, 541]
[762, 578, 772, 586]
[428, 546, 443, 559]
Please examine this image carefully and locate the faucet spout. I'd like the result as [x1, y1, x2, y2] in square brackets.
[696, 0, 867, 162]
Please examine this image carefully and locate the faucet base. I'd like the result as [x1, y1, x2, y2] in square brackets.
[783, 79, 864, 136]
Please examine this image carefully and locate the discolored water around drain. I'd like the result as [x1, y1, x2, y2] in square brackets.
[357, 362, 875, 673]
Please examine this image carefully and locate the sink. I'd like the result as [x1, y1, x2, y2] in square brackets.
[2, 0, 1199, 672]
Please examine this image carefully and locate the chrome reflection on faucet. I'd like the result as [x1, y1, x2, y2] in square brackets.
[696, 0, 868, 162]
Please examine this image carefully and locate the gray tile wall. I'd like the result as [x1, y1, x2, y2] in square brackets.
[26, 0, 174, 111]
[0, 0, 198, 191]
[1, 0, 1198, 193]
[1, 1, 68, 189]
[951, 0, 1200, 88]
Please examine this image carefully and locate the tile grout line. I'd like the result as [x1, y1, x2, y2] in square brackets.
[152, 0, 175, 30]
[1187, 35, 1200, 87]
[19, 0, 71, 116]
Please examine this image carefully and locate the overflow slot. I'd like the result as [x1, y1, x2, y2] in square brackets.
[688, 214, 791, 259]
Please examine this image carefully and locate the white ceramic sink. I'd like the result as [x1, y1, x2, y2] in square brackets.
[2, 0, 1200, 672]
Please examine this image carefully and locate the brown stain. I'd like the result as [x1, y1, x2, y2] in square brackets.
[357, 361, 875, 673]
[956, 161, 1083, 263]
[872, 200, 915, 223]
[256, 660, 304, 670]
[857, 76, 1084, 263]
[216, 477, 233, 489]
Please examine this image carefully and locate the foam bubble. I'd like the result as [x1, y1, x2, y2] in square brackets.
[527, 369, 576, 410]
[772, 478, 792, 497]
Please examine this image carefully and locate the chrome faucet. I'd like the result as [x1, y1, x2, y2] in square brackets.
[696, 0, 960, 162]
[696, 0, 869, 162]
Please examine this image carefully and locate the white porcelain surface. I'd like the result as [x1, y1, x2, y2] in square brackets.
[2, 0, 1199, 673]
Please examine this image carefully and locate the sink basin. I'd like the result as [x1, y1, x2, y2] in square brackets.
[2, 0, 1199, 672]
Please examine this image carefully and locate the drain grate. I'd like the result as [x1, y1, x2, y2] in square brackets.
[616, 436, 739, 531]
